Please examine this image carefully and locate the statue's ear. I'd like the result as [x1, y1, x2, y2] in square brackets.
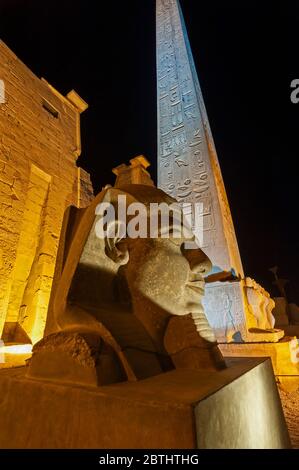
[104, 220, 129, 266]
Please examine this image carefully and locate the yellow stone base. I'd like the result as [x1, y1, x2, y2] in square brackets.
[0, 358, 290, 448]
[0, 343, 32, 370]
[219, 337, 299, 376]
[277, 376, 299, 393]
[247, 328, 285, 343]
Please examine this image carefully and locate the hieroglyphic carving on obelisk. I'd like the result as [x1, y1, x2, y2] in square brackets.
[156, 0, 243, 276]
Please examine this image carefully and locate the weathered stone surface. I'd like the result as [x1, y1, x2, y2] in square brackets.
[0, 358, 291, 449]
[28, 331, 127, 386]
[245, 277, 276, 329]
[279, 386, 299, 448]
[0, 41, 94, 344]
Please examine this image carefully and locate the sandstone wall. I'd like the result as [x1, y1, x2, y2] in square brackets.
[0, 40, 93, 344]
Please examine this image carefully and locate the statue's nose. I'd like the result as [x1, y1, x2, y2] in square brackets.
[181, 245, 212, 276]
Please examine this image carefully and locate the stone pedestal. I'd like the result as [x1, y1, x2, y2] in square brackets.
[0, 358, 290, 449]
[220, 338, 299, 376]
[203, 278, 284, 343]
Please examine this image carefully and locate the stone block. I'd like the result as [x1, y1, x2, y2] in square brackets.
[0, 358, 290, 449]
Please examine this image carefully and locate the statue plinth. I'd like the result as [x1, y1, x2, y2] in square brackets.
[0, 160, 291, 448]
[0, 358, 290, 449]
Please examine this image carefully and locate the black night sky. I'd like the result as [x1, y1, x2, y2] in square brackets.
[1, 0, 299, 301]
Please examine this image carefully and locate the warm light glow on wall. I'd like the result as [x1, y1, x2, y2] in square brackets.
[0, 41, 93, 345]
[0, 344, 32, 355]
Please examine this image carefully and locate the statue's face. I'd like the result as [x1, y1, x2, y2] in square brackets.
[123, 232, 211, 317]
[73, 186, 211, 324]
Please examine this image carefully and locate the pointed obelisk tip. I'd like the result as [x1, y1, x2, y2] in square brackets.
[112, 155, 154, 187]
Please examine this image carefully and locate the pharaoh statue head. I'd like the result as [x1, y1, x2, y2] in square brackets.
[28, 161, 224, 386]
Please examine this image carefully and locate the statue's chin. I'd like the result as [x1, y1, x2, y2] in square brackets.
[184, 301, 203, 314]
[169, 311, 189, 317]
[165, 307, 197, 317]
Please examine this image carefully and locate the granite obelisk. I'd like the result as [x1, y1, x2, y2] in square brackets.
[156, 0, 283, 342]
[156, 0, 243, 277]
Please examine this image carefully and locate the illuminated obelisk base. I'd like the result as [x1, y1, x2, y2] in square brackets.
[203, 278, 284, 343]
